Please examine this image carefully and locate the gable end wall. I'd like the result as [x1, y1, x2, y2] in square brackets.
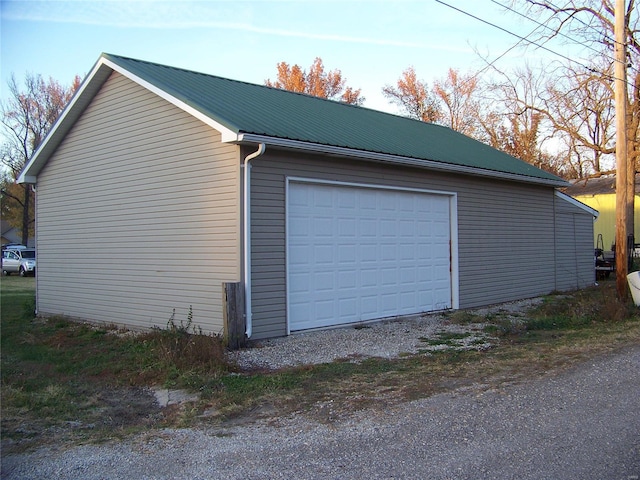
[35, 72, 241, 333]
[554, 195, 596, 290]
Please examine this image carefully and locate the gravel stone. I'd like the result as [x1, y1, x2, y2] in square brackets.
[228, 297, 545, 370]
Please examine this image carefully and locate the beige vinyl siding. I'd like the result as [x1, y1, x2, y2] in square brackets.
[554, 196, 595, 291]
[249, 149, 558, 339]
[35, 71, 240, 333]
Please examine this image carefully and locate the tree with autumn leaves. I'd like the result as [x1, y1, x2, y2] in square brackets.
[265, 57, 365, 105]
[3, 6, 637, 244]
[1, 74, 80, 245]
[381, 4, 638, 184]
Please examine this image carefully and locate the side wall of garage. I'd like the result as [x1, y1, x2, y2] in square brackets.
[248, 148, 560, 340]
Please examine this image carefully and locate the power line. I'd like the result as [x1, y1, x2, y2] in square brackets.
[541, 0, 618, 48]
[490, 0, 615, 62]
[421, 6, 553, 113]
[504, 0, 639, 75]
[434, 0, 633, 85]
[468, 17, 546, 80]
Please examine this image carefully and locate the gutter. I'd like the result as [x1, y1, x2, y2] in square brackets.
[242, 143, 266, 338]
[234, 133, 569, 188]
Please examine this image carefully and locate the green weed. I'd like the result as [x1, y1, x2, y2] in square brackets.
[419, 331, 473, 346]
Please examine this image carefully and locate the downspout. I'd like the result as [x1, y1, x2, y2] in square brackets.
[243, 143, 266, 338]
[552, 191, 558, 291]
[31, 184, 38, 315]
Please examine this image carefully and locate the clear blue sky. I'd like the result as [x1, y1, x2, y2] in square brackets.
[1, 0, 573, 114]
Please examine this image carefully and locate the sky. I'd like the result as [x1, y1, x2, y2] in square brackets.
[0, 0, 578, 114]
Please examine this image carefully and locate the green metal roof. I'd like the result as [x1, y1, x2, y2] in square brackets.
[22, 53, 566, 185]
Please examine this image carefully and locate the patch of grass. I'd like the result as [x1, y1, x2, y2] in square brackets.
[2, 277, 639, 452]
[142, 307, 229, 378]
[446, 310, 483, 325]
[478, 283, 638, 337]
[419, 331, 473, 346]
[483, 318, 525, 336]
[0, 278, 233, 450]
[524, 284, 636, 331]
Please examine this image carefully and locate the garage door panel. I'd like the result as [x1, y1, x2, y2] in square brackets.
[361, 268, 378, 287]
[400, 266, 416, 284]
[381, 293, 399, 312]
[339, 270, 357, 289]
[339, 219, 356, 236]
[289, 272, 309, 293]
[361, 296, 379, 316]
[288, 182, 452, 331]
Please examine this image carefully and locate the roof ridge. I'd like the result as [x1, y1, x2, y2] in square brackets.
[101, 52, 438, 126]
[19, 53, 567, 186]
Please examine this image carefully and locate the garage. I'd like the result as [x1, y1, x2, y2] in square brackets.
[22, 54, 594, 342]
[286, 179, 456, 332]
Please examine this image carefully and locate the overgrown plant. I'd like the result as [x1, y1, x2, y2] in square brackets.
[148, 306, 229, 374]
[529, 286, 636, 328]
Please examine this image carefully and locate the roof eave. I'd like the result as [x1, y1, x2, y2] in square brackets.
[555, 190, 599, 217]
[234, 134, 569, 188]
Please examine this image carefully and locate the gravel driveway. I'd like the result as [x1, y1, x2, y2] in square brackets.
[229, 298, 544, 370]
[3, 344, 639, 479]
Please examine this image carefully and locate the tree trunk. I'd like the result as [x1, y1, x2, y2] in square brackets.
[614, 0, 629, 300]
[627, 148, 636, 244]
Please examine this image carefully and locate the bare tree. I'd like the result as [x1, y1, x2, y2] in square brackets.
[483, 58, 617, 179]
[1, 73, 80, 244]
[543, 59, 617, 178]
[384, 65, 562, 175]
[510, 0, 638, 245]
[468, 64, 565, 175]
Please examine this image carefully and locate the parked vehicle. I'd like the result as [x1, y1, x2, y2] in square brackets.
[1, 243, 26, 250]
[1, 248, 36, 276]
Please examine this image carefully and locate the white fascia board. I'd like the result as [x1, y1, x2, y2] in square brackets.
[18, 56, 240, 184]
[100, 58, 239, 143]
[20, 175, 37, 184]
[234, 133, 570, 188]
[555, 190, 599, 217]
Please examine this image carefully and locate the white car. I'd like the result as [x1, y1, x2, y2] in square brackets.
[1, 248, 36, 276]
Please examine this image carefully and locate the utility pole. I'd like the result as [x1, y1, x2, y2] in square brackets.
[614, 0, 629, 300]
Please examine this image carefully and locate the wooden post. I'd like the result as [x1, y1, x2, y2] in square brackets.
[614, 0, 629, 300]
[223, 282, 246, 350]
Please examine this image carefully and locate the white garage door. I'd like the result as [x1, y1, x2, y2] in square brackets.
[287, 181, 452, 332]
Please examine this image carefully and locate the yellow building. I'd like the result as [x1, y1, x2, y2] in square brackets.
[564, 175, 639, 249]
